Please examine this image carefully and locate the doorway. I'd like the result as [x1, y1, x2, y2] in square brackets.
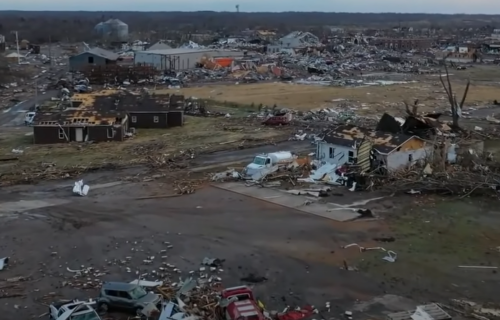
[75, 128, 83, 142]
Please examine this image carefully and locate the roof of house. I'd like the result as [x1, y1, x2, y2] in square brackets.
[138, 48, 213, 55]
[376, 112, 451, 137]
[322, 125, 420, 154]
[73, 47, 119, 60]
[33, 100, 128, 126]
[147, 41, 173, 51]
[93, 93, 184, 113]
[33, 91, 184, 126]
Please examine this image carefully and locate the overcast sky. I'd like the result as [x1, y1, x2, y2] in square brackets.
[0, 0, 497, 14]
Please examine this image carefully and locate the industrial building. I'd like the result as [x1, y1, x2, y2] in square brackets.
[69, 48, 119, 71]
[134, 48, 245, 71]
[32, 91, 185, 144]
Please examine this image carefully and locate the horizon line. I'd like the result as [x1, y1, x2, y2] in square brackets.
[0, 10, 498, 15]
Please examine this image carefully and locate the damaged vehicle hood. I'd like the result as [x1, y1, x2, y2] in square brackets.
[138, 293, 161, 305]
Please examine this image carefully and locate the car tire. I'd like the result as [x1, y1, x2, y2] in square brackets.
[135, 307, 143, 316]
[98, 303, 109, 313]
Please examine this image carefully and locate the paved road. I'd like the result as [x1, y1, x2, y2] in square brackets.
[0, 90, 59, 127]
[193, 140, 315, 165]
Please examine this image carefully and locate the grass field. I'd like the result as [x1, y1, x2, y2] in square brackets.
[358, 198, 500, 301]
[157, 81, 500, 114]
[0, 116, 286, 183]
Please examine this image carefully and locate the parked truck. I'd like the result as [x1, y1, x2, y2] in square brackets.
[244, 151, 296, 177]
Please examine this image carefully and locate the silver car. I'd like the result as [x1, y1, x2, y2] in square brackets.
[97, 282, 162, 315]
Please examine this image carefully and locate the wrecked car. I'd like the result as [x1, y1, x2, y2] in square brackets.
[49, 300, 101, 320]
[97, 282, 162, 315]
[220, 286, 266, 320]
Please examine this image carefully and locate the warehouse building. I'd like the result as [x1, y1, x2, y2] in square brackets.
[134, 48, 244, 71]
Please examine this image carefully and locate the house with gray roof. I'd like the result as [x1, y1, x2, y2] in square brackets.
[69, 47, 119, 71]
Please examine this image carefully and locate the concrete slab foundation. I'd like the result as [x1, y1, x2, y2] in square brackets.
[213, 182, 361, 222]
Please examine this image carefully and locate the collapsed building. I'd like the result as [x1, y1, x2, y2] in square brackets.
[316, 125, 428, 173]
[266, 31, 321, 53]
[314, 112, 483, 174]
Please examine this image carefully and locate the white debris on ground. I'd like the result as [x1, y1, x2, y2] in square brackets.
[72, 180, 90, 196]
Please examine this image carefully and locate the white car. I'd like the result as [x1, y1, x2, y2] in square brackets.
[49, 300, 101, 320]
[24, 111, 36, 126]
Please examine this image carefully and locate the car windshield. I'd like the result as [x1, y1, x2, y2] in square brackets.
[71, 311, 100, 320]
[129, 286, 147, 300]
[252, 156, 266, 165]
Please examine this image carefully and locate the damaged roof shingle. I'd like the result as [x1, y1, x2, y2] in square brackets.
[322, 125, 422, 154]
[376, 112, 451, 137]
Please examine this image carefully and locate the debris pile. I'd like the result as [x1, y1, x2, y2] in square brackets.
[55, 251, 325, 320]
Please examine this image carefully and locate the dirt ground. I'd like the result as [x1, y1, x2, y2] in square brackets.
[2, 166, 500, 320]
[0, 171, 385, 320]
[158, 77, 500, 114]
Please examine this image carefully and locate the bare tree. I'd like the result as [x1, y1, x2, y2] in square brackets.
[439, 57, 470, 128]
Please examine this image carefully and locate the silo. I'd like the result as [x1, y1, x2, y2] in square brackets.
[94, 22, 106, 35]
[106, 19, 128, 42]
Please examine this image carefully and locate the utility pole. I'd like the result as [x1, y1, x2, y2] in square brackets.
[34, 77, 38, 109]
[10, 31, 20, 64]
[48, 35, 54, 69]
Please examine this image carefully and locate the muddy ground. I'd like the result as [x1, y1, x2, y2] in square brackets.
[0, 169, 385, 319]
[2, 166, 500, 320]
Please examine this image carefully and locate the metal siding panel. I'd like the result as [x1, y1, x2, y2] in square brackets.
[135, 52, 159, 68]
[188, 52, 203, 69]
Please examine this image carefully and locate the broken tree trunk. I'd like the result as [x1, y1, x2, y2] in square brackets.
[439, 58, 470, 129]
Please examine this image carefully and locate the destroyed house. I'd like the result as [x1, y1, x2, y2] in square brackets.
[32, 92, 185, 144]
[267, 31, 320, 53]
[317, 126, 427, 172]
[32, 101, 128, 144]
[376, 112, 451, 138]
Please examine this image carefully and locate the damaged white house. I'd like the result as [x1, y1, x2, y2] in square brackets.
[267, 31, 320, 53]
[316, 126, 430, 172]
